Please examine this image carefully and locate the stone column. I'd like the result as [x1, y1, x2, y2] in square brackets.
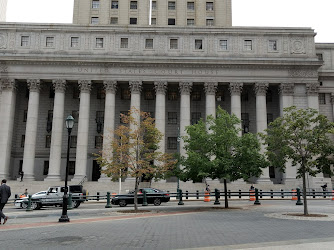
[45, 80, 66, 181]
[0, 79, 17, 179]
[279, 83, 296, 182]
[99, 80, 117, 182]
[179, 82, 192, 157]
[129, 80, 142, 123]
[73, 80, 92, 181]
[22, 79, 41, 181]
[204, 82, 218, 119]
[254, 82, 270, 182]
[229, 82, 243, 135]
[306, 82, 320, 111]
[154, 81, 167, 153]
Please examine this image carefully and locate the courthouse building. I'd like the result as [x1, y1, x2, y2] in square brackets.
[0, 0, 8, 22]
[0, 0, 333, 187]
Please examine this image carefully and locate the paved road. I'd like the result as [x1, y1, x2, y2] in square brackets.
[0, 200, 334, 249]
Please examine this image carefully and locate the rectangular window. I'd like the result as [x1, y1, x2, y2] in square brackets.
[21, 135, 25, 148]
[92, 0, 100, 8]
[170, 39, 178, 49]
[167, 137, 177, 149]
[191, 112, 201, 124]
[267, 113, 274, 125]
[168, 112, 177, 124]
[97, 87, 105, 99]
[144, 89, 154, 100]
[192, 91, 201, 101]
[269, 40, 277, 51]
[23, 110, 27, 122]
[195, 39, 203, 50]
[96, 111, 104, 121]
[130, 18, 137, 24]
[45, 135, 51, 148]
[72, 110, 79, 123]
[96, 38, 104, 48]
[206, 2, 214, 11]
[71, 37, 79, 48]
[145, 39, 153, 49]
[95, 136, 103, 148]
[68, 161, 75, 175]
[219, 40, 228, 50]
[319, 93, 326, 104]
[152, 1, 157, 10]
[70, 136, 77, 148]
[266, 90, 273, 103]
[187, 19, 195, 26]
[110, 17, 118, 24]
[241, 113, 250, 133]
[241, 90, 248, 101]
[168, 89, 178, 100]
[46, 37, 54, 47]
[317, 53, 323, 61]
[151, 18, 156, 25]
[43, 161, 49, 175]
[168, 18, 176, 25]
[121, 89, 131, 100]
[120, 38, 128, 48]
[111, 1, 118, 9]
[21, 36, 29, 47]
[91, 17, 99, 24]
[130, 1, 137, 9]
[168, 1, 176, 10]
[244, 40, 252, 51]
[206, 19, 214, 26]
[216, 90, 224, 102]
[187, 2, 195, 10]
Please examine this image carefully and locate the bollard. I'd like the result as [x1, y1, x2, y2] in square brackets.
[254, 188, 261, 205]
[228, 190, 231, 199]
[15, 194, 18, 199]
[270, 189, 273, 199]
[97, 192, 100, 201]
[323, 189, 327, 199]
[186, 190, 189, 200]
[312, 189, 316, 199]
[105, 192, 112, 208]
[281, 189, 284, 199]
[214, 188, 220, 205]
[260, 190, 263, 199]
[332, 189, 334, 201]
[26, 195, 33, 212]
[178, 189, 184, 205]
[239, 190, 241, 199]
[67, 193, 73, 210]
[296, 188, 303, 205]
[196, 190, 199, 199]
[142, 190, 148, 206]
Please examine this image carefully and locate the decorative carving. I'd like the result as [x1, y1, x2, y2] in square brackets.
[52, 79, 67, 93]
[306, 82, 319, 96]
[291, 40, 305, 54]
[279, 83, 294, 95]
[204, 82, 218, 95]
[0, 33, 7, 49]
[103, 80, 117, 94]
[179, 82, 193, 95]
[129, 81, 142, 94]
[288, 69, 318, 78]
[0, 78, 16, 91]
[27, 79, 41, 92]
[78, 80, 92, 93]
[0, 62, 8, 73]
[154, 81, 167, 95]
[229, 82, 243, 95]
[254, 82, 269, 96]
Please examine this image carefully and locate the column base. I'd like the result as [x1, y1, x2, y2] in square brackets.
[256, 178, 272, 183]
[44, 175, 62, 181]
[71, 175, 86, 184]
[18, 175, 36, 181]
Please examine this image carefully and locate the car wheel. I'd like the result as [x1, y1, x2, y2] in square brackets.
[119, 200, 127, 207]
[31, 202, 38, 210]
[73, 200, 81, 208]
[153, 198, 161, 206]
[21, 202, 28, 209]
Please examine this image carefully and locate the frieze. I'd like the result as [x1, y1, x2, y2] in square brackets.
[27, 79, 41, 92]
[254, 82, 269, 96]
[204, 82, 218, 95]
[288, 69, 318, 78]
[179, 82, 193, 95]
[0, 78, 16, 91]
[52, 79, 67, 93]
[0, 33, 7, 49]
[154, 81, 168, 95]
[129, 81, 142, 94]
[306, 82, 320, 96]
[229, 82, 243, 95]
[279, 83, 294, 95]
[78, 80, 92, 93]
[103, 80, 117, 94]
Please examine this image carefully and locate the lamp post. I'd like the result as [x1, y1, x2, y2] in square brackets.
[176, 127, 180, 195]
[59, 115, 75, 223]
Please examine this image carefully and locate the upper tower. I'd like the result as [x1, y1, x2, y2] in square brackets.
[0, 0, 8, 22]
[73, 0, 232, 27]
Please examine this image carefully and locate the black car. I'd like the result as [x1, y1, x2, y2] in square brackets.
[111, 188, 170, 207]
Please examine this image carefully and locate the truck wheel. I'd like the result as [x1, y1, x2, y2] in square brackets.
[73, 200, 81, 208]
[119, 200, 127, 207]
[153, 198, 161, 206]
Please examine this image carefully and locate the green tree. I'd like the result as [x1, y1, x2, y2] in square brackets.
[180, 107, 268, 207]
[97, 108, 176, 211]
[261, 106, 334, 215]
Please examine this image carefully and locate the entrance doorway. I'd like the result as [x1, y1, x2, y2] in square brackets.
[92, 160, 101, 181]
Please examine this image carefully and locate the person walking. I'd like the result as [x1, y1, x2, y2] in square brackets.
[0, 179, 11, 225]
[19, 171, 24, 182]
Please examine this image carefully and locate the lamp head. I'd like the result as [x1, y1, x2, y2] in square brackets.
[65, 115, 75, 129]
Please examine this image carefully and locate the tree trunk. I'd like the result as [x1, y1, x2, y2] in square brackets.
[224, 179, 228, 208]
[302, 170, 308, 215]
[134, 176, 139, 212]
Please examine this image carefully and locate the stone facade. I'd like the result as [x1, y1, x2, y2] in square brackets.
[0, 0, 7, 22]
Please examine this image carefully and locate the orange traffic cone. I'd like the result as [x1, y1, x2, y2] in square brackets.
[332, 190, 334, 201]
[291, 189, 297, 200]
[249, 190, 255, 201]
[204, 191, 210, 202]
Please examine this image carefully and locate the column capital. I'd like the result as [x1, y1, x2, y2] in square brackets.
[154, 81, 168, 95]
[254, 82, 269, 96]
[279, 83, 294, 95]
[103, 80, 117, 94]
[0, 78, 16, 91]
[229, 82, 243, 95]
[78, 80, 92, 93]
[179, 81, 193, 95]
[27, 79, 41, 93]
[204, 82, 218, 95]
[306, 82, 320, 96]
[129, 80, 142, 94]
[52, 79, 66, 93]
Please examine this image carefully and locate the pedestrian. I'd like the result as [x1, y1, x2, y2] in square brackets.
[24, 188, 28, 197]
[206, 184, 211, 192]
[321, 183, 327, 191]
[0, 179, 11, 225]
[19, 171, 24, 182]
[250, 184, 255, 190]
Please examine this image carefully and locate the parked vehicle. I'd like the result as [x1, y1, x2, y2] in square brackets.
[14, 185, 86, 210]
[112, 188, 170, 207]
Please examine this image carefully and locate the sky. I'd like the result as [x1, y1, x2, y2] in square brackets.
[4, 0, 334, 43]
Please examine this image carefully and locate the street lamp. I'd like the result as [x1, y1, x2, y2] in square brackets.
[177, 127, 180, 195]
[59, 115, 75, 223]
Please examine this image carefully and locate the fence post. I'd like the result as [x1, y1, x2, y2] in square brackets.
[196, 190, 199, 199]
[105, 192, 112, 208]
[228, 190, 231, 199]
[186, 190, 189, 200]
[26, 195, 33, 212]
[178, 189, 184, 205]
[270, 189, 273, 199]
[296, 188, 303, 205]
[323, 189, 327, 199]
[254, 188, 261, 205]
[67, 193, 73, 210]
[239, 190, 241, 199]
[281, 189, 284, 199]
[142, 190, 148, 206]
[260, 190, 263, 199]
[214, 188, 220, 205]
[97, 192, 100, 201]
[312, 189, 316, 198]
